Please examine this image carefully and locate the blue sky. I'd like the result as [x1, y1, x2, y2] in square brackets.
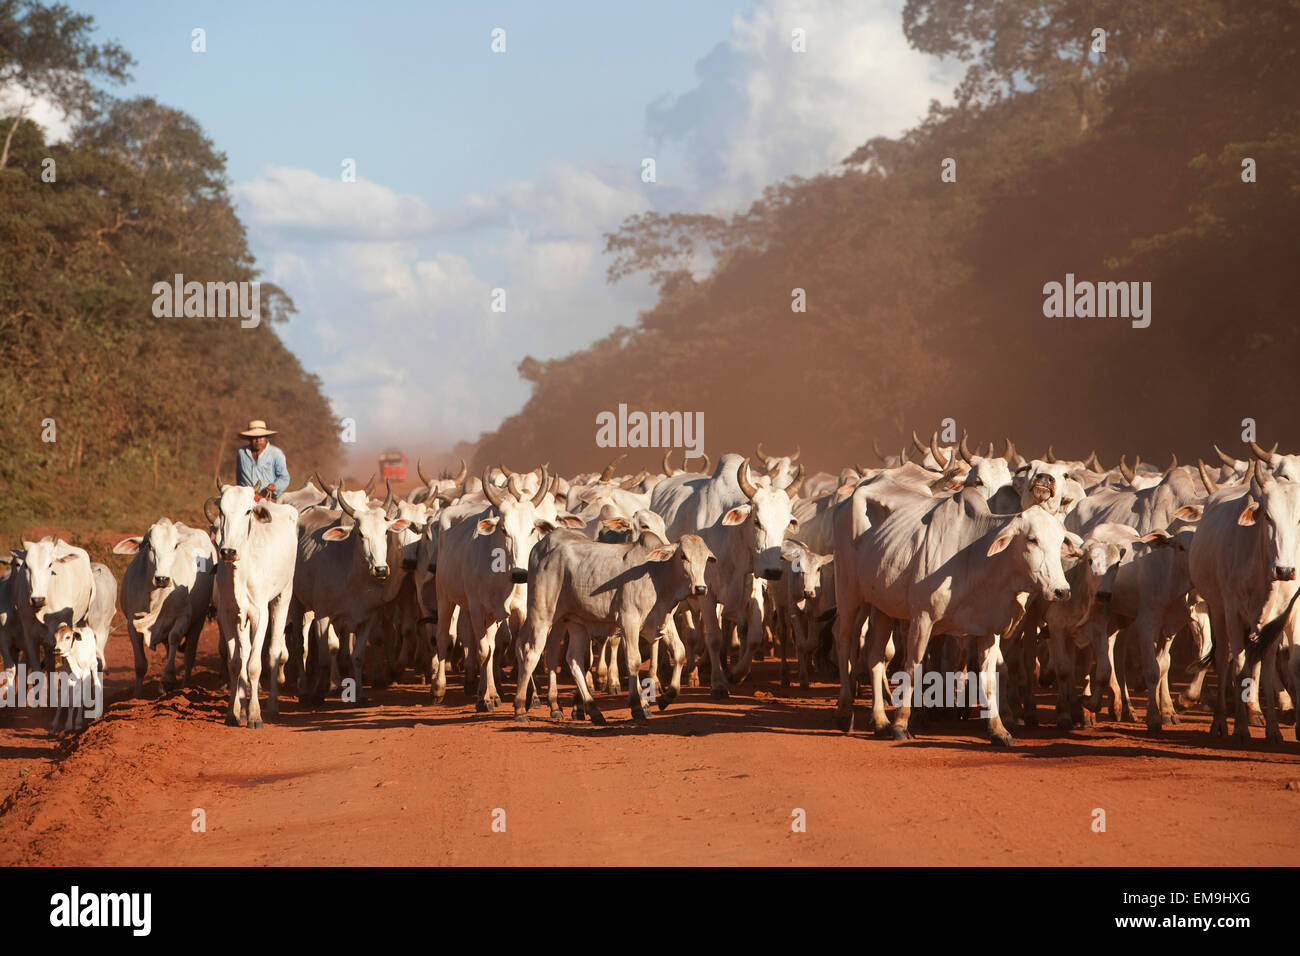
[49, 1, 959, 451]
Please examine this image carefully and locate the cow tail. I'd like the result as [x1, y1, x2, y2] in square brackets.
[1244, 586, 1300, 668]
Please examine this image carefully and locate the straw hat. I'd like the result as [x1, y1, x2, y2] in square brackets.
[239, 419, 277, 438]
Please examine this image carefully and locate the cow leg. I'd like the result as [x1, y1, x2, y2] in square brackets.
[126, 620, 148, 699]
[833, 603, 866, 733]
[975, 634, 1013, 746]
[658, 615, 684, 710]
[513, 614, 550, 721]
[1051, 622, 1077, 730]
[1207, 603, 1230, 737]
[183, 612, 204, 687]
[866, 613, 895, 735]
[347, 618, 375, 707]
[544, 626, 566, 720]
[1260, 641, 1283, 744]
[161, 616, 186, 694]
[891, 613, 935, 741]
[229, 611, 252, 726]
[565, 626, 604, 725]
[430, 596, 456, 705]
[476, 614, 502, 712]
[244, 606, 269, 729]
[1224, 602, 1253, 742]
[621, 612, 649, 721]
[727, 587, 767, 685]
[696, 595, 731, 699]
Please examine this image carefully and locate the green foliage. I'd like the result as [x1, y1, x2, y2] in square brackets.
[0, 7, 340, 545]
[477, 1, 1300, 472]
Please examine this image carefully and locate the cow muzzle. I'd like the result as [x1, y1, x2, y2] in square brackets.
[1275, 566, 1296, 581]
[28, 596, 45, 609]
[803, 589, 816, 600]
[219, 548, 237, 562]
[152, 575, 171, 589]
[1052, 587, 1071, 602]
[693, 585, 707, 595]
[510, 569, 528, 584]
[372, 566, 390, 580]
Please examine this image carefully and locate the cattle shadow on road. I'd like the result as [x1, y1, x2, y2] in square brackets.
[895, 735, 1300, 764]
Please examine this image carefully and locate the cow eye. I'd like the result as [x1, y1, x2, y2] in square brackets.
[1027, 536, 1038, 544]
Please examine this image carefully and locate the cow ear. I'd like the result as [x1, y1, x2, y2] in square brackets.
[388, 519, 411, 533]
[322, 526, 350, 541]
[534, 519, 557, 535]
[780, 541, 803, 562]
[252, 506, 273, 523]
[113, 537, 143, 555]
[1139, 530, 1172, 546]
[645, 545, 677, 561]
[600, 516, 631, 532]
[10, 549, 25, 562]
[722, 505, 751, 526]
[787, 517, 800, 532]
[559, 513, 587, 529]
[1174, 504, 1203, 522]
[986, 528, 1017, 557]
[1060, 539, 1082, 560]
[1237, 503, 1257, 527]
[474, 517, 500, 537]
[56, 551, 81, 563]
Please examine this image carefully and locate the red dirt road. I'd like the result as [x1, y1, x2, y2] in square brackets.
[3, 626, 1299, 866]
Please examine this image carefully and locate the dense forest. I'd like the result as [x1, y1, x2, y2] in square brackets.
[476, 0, 1300, 475]
[0, 1, 342, 540]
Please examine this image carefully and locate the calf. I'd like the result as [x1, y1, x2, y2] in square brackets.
[49, 623, 99, 734]
[513, 514, 714, 724]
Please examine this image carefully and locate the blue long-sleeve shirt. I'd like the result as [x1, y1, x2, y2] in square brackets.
[236, 444, 290, 498]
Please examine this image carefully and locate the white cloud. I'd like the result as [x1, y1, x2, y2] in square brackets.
[235, 166, 438, 240]
[645, 0, 960, 209]
[0, 85, 76, 143]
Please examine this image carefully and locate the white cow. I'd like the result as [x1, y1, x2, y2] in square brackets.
[49, 623, 100, 734]
[210, 482, 299, 728]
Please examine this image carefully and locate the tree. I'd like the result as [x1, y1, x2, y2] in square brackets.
[0, 0, 134, 168]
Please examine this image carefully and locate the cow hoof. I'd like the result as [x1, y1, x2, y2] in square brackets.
[475, 700, 489, 713]
[891, 726, 913, 741]
[710, 685, 729, 700]
[589, 710, 607, 727]
[833, 708, 854, 733]
[225, 714, 241, 727]
[1146, 718, 1163, 733]
[571, 707, 584, 720]
[1055, 715, 1072, 730]
[1166, 711, 1181, 726]
[1265, 728, 1284, 745]
[248, 717, 263, 730]
[990, 733, 1015, 748]
[1249, 710, 1266, 728]
[632, 709, 649, 722]
[549, 708, 564, 721]
[1232, 727, 1252, 744]
[657, 695, 671, 712]
[513, 713, 528, 724]
[430, 691, 446, 705]
[1209, 716, 1228, 737]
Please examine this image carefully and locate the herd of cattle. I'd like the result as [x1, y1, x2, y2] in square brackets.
[3, 436, 1299, 749]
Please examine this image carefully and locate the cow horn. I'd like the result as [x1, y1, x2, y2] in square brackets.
[1249, 458, 1267, 499]
[1197, 459, 1218, 495]
[311, 471, 332, 494]
[959, 432, 974, 465]
[1003, 438, 1017, 465]
[417, 459, 433, 487]
[1084, 450, 1099, 470]
[619, 471, 646, 490]
[452, 458, 467, 484]
[785, 464, 805, 498]
[1213, 444, 1237, 468]
[337, 481, 357, 519]
[500, 463, 515, 478]
[506, 470, 524, 501]
[1250, 441, 1273, 462]
[929, 432, 949, 470]
[203, 496, 220, 525]
[699, 453, 710, 473]
[899, 446, 909, 467]
[789, 445, 801, 463]
[215, 473, 224, 494]
[1118, 455, 1135, 484]
[482, 468, 506, 509]
[531, 466, 550, 507]
[985, 442, 995, 459]
[912, 430, 928, 456]
[363, 473, 377, 497]
[737, 459, 759, 500]
[872, 439, 887, 463]
[662, 449, 675, 475]
[1044, 445, 1057, 464]
[383, 479, 397, 512]
[1163, 453, 1178, 478]
[600, 453, 626, 482]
